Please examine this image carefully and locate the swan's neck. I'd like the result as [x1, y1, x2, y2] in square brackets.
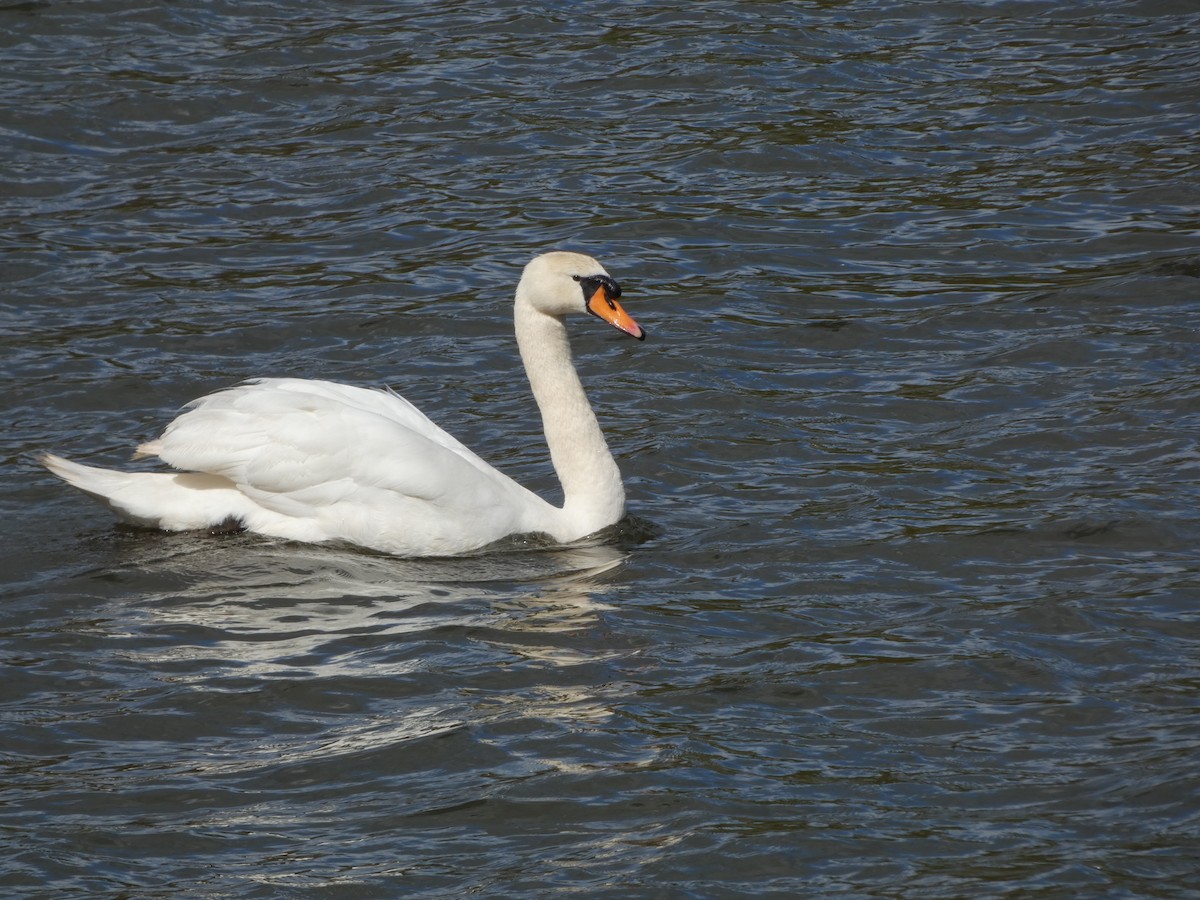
[515, 298, 625, 539]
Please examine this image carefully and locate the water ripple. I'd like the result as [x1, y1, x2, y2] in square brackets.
[2, 0, 1199, 895]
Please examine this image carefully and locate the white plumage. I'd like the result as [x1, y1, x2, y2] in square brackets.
[43, 251, 646, 557]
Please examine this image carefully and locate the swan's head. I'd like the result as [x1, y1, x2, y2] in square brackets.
[519, 251, 646, 341]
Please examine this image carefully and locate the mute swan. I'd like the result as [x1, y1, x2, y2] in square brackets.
[42, 251, 646, 557]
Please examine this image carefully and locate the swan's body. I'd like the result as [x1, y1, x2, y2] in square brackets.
[43, 252, 646, 557]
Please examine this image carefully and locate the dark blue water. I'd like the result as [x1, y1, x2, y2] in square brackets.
[3, 1, 1199, 896]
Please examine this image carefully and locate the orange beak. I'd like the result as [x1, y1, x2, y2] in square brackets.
[587, 285, 646, 341]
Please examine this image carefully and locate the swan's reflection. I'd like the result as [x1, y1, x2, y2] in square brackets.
[96, 533, 639, 781]
[112, 531, 628, 666]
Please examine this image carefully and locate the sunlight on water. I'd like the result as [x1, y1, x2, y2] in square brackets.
[2, 0, 1198, 895]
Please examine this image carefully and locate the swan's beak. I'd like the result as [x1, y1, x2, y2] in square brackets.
[587, 286, 646, 341]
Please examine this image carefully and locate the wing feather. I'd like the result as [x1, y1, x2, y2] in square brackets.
[149, 379, 540, 530]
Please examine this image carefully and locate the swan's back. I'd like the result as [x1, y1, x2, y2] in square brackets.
[132, 379, 552, 556]
[146, 379, 499, 485]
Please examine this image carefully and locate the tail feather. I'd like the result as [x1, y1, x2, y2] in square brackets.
[132, 440, 163, 461]
[41, 453, 248, 531]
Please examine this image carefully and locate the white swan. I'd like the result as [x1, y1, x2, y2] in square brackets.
[42, 251, 646, 557]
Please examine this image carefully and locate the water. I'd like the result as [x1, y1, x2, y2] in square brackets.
[3, 1, 1199, 895]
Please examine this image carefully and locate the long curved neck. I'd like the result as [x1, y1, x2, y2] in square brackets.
[514, 297, 625, 539]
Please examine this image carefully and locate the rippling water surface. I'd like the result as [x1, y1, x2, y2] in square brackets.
[3, 1, 1199, 896]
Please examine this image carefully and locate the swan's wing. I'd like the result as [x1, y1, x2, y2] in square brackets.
[149, 379, 493, 484]
[250, 378, 498, 473]
[263, 379, 492, 472]
[142, 379, 548, 552]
